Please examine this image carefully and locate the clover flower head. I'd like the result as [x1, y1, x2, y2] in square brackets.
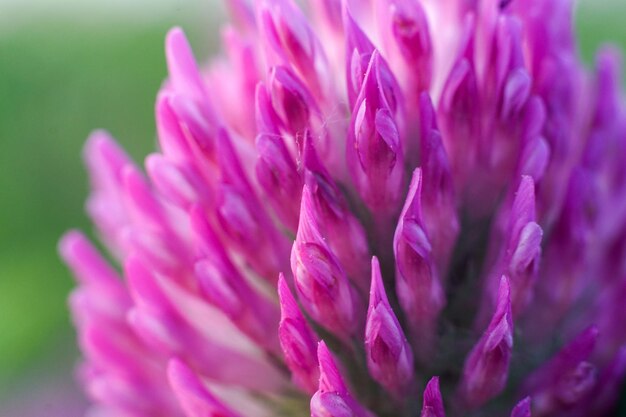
[61, 0, 626, 415]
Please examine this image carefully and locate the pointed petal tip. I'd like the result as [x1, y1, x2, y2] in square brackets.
[366, 253, 414, 397]
[317, 340, 331, 364]
[410, 167, 424, 195]
[83, 129, 129, 168]
[514, 176, 536, 208]
[397, 168, 432, 255]
[165, 26, 193, 73]
[85, 129, 114, 148]
[164, 26, 205, 100]
[460, 276, 513, 408]
[317, 341, 347, 393]
[291, 188, 360, 339]
[519, 174, 534, 189]
[369, 256, 384, 305]
[168, 357, 241, 417]
[278, 273, 299, 319]
[424, 376, 440, 396]
[278, 272, 288, 292]
[422, 376, 445, 417]
[59, 230, 123, 290]
[278, 275, 320, 393]
[499, 275, 511, 298]
[510, 397, 531, 417]
[58, 229, 85, 261]
[165, 26, 187, 55]
[59, 230, 94, 286]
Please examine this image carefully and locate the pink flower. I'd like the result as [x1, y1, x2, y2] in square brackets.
[61, 0, 626, 415]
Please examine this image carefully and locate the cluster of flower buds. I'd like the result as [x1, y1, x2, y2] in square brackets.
[61, 0, 626, 416]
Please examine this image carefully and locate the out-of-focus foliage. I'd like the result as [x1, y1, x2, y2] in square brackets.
[576, 4, 626, 63]
[0, 0, 623, 402]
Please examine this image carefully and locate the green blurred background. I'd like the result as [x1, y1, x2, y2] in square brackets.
[0, 0, 624, 414]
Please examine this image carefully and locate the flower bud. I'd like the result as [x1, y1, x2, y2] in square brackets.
[257, 0, 329, 99]
[278, 274, 320, 393]
[344, 8, 376, 109]
[419, 93, 459, 271]
[303, 137, 370, 293]
[348, 50, 405, 218]
[421, 377, 445, 417]
[291, 185, 363, 341]
[255, 84, 303, 231]
[394, 168, 445, 358]
[168, 358, 242, 417]
[460, 276, 513, 408]
[311, 342, 375, 417]
[365, 257, 414, 398]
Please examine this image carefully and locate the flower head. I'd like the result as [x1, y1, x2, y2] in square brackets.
[62, 0, 626, 416]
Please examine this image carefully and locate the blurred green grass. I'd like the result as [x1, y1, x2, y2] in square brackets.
[576, 5, 626, 63]
[0, 2, 625, 401]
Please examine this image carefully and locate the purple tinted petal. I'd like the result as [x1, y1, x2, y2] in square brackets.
[421, 377, 445, 417]
[510, 397, 531, 417]
[312, 342, 375, 417]
[347, 51, 405, 219]
[303, 136, 370, 292]
[291, 185, 362, 341]
[418, 93, 459, 271]
[460, 276, 513, 408]
[394, 168, 445, 359]
[278, 274, 320, 393]
[365, 257, 414, 397]
[168, 359, 242, 417]
[522, 326, 599, 416]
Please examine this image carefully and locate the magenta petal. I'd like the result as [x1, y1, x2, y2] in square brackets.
[258, 0, 329, 99]
[510, 397, 531, 417]
[278, 274, 320, 394]
[394, 168, 445, 358]
[195, 259, 281, 354]
[347, 50, 405, 218]
[311, 342, 375, 417]
[460, 276, 513, 408]
[165, 28, 207, 102]
[421, 377, 445, 417]
[168, 358, 242, 417]
[365, 257, 414, 398]
[521, 326, 599, 416]
[418, 93, 459, 271]
[343, 7, 376, 108]
[255, 132, 302, 231]
[291, 184, 362, 341]
[303, 137, 370, 293]
[389, 0, 433, 92]
[481, 175, 543, 323]
[59, 231, 125, 292]
[268, 65, 320, 136]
